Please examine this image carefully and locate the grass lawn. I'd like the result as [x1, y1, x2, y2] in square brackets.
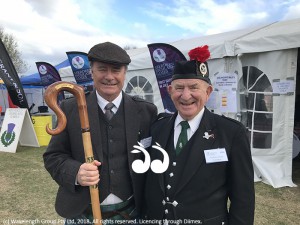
[0, 146, 300, 225]
[0, 146, 62, 224]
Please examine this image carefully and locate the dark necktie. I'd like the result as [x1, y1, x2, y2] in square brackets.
[105, 103, 114, 120]
[175, 121, 190, 155]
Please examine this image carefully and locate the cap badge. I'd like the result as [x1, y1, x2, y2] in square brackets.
[199, 63, 207, 77]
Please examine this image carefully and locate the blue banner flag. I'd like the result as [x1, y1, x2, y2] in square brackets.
[0, 38, 29, 109]
[66, 51, 92, 84]
[148, 43, 187, 113]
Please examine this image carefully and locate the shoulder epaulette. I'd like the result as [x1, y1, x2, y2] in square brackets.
[156, 112, 173, 121]
[221, 114, 243, 125]
[132, 95, 145, 102]
[131, 95, 155, 106]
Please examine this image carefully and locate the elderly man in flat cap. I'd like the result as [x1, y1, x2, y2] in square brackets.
[144, 46, 255, 225]
[44, 42, 157, 224]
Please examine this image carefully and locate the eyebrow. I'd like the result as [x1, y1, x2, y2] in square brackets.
[95, 64, 122, 70]
[174, 82, 199, 87]
[189, 83, 199, 88]
[112, 65, 122, 70]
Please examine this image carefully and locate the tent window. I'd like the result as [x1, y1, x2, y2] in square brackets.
[125, 76, 154, 103]
[239, 66, 273, 149]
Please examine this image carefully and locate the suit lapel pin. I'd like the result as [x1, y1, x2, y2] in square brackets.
[203, 131, 214, 140]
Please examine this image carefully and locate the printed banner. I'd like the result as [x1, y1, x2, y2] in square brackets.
[148, 43, 187, 113]
[66, 51, 92, 84]
[35, 62, 65, 101]
[36, 62, 62, 86]
[0, 38, 29, 109]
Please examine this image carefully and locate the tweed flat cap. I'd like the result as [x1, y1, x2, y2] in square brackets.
[88, 42, 131, 65]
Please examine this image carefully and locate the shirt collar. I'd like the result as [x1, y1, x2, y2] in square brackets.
[96, 91, 123, 112]
[174, 107, 205, 133]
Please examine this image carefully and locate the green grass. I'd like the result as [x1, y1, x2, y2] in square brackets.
[0, 146, 62, 224]
[0, 146, 300, 225]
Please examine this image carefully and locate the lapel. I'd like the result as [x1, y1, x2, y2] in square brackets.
[123, 93, 142, 169]
[175, 108, 217, 194]
[153, 113, 176, 194]
[86, 90, 103, 162]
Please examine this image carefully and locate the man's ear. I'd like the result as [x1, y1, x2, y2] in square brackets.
[90, 69, 94, 80]
[167, 85, 172, 95]
[206, 85, 213, 97]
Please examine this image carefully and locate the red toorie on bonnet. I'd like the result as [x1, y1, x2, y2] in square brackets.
[172, 45, 211, 84]
[188, 45, 210, 63]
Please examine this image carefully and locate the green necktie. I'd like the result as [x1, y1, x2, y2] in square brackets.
[175, 121, 190, 155]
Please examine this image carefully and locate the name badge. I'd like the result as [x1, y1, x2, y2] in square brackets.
[204, 148, 228, 163]
[140, 136, 152, 148]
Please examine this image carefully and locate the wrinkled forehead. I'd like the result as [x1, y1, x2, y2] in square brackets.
[172, 78, 209, 87]
[91, 61, 126, 69]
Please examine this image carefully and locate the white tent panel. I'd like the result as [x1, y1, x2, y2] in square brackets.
[24, 87, 46, 114]
[58, 66, 76, 83]
[234, 19, 300, 55]
[125, 69, 164, 112]
[239, 49, 298, 187]
[126, 26, 260, 71]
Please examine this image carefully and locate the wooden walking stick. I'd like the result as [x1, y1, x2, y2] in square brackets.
[44, 81, 102, 225]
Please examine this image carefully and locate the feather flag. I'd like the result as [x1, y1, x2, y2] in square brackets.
[0, 38, 29, 109]
[35, 61, 65, 101]
[66, 51, 92, 84]
[148, 43, 187, 113]
[36, 61, 63, 87]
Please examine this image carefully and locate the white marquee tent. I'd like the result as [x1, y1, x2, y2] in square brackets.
[125, 18, 300, 188]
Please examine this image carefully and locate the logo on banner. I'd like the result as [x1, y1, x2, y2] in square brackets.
[131, 142, 169, 173]
[1, 123, 16, 147]
[153, 49, 166, 62]
[72, 56, 85, 69]
[38, 65, 47, 75]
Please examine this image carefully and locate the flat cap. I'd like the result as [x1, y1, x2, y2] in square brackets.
[88, 42, 131, 65]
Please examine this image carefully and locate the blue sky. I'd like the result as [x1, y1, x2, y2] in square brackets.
[0, 0, 300, 75]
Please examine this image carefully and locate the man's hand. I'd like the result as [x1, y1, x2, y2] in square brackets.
[77, 160, 101, 186]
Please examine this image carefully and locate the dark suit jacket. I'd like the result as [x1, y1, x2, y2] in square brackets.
[145, 108, 255, 225]
[43, 90, 157, 218]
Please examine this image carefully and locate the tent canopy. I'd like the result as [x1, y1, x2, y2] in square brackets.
[127, 18, 300, 71]
[19, 18, 300, 86]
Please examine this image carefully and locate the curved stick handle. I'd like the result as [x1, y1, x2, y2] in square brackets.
[44, 81, 88, 135]
[44, 81, 102, 225]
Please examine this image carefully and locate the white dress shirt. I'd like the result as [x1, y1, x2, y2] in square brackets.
[96, 91, 122, 114]
[95, 91, 123, 205]
[173, 108, 205, 149]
